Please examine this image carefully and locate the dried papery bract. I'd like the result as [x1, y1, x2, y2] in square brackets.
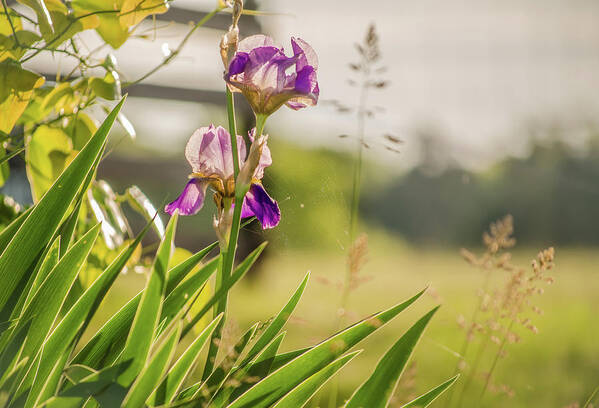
[446, 215, 556, 407]
[219, 0, 243, 68]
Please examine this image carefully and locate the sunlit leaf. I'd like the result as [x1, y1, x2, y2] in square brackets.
[0, 96, 125, 330]
[25, 125, 74, 201]
[226, 290, 425, 408]
[119, 0, 168, 27]
[272, 351, 361, 408]
[401, 375, 459, 408]
[345, 306, 440, 408]
[0, 61, 44, 134]
[149, 314, 223, 406]
[117, 212, 177, 386]
[122, 322, 181, 408]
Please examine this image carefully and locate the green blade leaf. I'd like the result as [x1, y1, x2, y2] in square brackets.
[149, 314, 223, 406]
[41, 362, 131, 408]
[72, 245, 217, 369]
[401, 375, 459, 408]
[0, 96, 126, 313]
[182, 242, 268, 338]
[0, 207, 31, 253]
[166, 242, 218, 293]
[117, 212, 177, 386]
[212, 332, 287, 406]
[122, 322, 182, 408]
[241, 272, 310, 366]
[24, 221, 153, 406]
[16, 225, 101, 406]
[20, 225, 100, 360]
[272, 351, 361, 408]
[345, 306, 440, 408]
[0, 321, 30, 385]
[269, 348, 311, 373]
[159, 256, 219, 332]
[226, 289, 425, 408]
[198, 323, 260, 404]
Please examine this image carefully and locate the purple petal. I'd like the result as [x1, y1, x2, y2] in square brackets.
[241, 183, 280, 229]
[165, 179, 207, 216]
[294, 65, 316, 94]
[228, 52, 249, 76]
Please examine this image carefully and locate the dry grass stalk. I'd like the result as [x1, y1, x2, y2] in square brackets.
[446, 215, 556, 407]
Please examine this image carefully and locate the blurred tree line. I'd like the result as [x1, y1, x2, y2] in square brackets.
[363, 133, 599, 247]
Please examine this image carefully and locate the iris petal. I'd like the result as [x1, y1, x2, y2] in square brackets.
[241, 183, 281, 229]
[165, 179, 208, 216]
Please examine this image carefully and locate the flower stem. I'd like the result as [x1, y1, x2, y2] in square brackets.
[202, 84, 241, 379]
[202, 112, 267, 380]
[227, 87, 239, 177]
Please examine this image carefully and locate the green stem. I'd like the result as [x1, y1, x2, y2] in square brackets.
[1, 0, 21, 48]
[202, 110, 267, 380]
[226, 87, 239, 178]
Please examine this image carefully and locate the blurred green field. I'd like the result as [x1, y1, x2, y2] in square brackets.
[93, 230, 599, 408]
[228, 231, 599, 407]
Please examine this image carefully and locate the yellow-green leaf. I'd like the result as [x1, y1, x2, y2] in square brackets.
[26, 125, 74, 201]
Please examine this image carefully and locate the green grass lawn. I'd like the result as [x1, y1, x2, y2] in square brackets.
[92, 231, 599, 407]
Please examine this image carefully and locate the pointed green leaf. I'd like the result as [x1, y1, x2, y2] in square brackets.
[122, 322, 182, 408]
[0, 321, 30, 385]
[182, 242, 268, 337]
[117, 212, 177, 385]
[269, 348, 311, 373]
[23, 221, 154, 407]
[150, 314, 223, 406]
[241, 272, 309, 367]
[160, 256, 219, 331]
[227, 290, 425, 408]
[273, 351, 361, 408]
[213, 332, 287, 406]
[0, 96, 126, 313]
[401, 375, 459, 408]
[21, 236, 60, 311]
[20, 224, 100, 360]
[0, 207, 31, 253]
[346, 306, 440, 408]
[72, 244, 217, 369]
[199, 323, 259, 404]
[16, 225, 101, 406]
[41, 362, 131, 408]
[166, 242, 217, 293]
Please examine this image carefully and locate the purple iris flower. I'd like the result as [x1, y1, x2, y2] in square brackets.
[165, 125, 280, 229]
[225, 34, 319, 116]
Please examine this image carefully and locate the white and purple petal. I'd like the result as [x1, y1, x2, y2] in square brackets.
[241, 183, 280, 229]
[165, 179, 208, 216]
[185, 125, 246, 179]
